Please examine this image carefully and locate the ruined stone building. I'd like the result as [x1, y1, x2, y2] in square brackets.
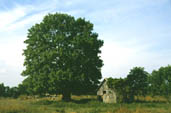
[97, 78, 117, 103]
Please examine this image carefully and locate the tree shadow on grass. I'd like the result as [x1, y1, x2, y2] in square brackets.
[70, 98, 96, 104]
[34, 98, 98, 106]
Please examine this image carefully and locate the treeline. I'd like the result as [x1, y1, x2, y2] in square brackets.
[0, 82, 35, 98]
[0, 65, 171, 101]
[107, 65, 171, 103]
[0, 84, 21, 98]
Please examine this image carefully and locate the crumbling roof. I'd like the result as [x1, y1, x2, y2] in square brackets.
[96, 78, 108, 91]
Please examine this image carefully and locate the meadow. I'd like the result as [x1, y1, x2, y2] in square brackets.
[0, 95, 170, 113]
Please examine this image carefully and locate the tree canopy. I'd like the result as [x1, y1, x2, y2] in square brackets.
[22, 13, 103, 101]
[148, 65, 171, 97]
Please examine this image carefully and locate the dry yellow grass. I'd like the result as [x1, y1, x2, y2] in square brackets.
[0, 98, 35, 113]
[135, 96, 168, 103]
[115, 107, 132, 113]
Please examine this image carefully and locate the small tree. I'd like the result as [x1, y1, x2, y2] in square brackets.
[127, 67, 148, 102]
[149, 65, 171, 101]
[22, 13, 103, 101]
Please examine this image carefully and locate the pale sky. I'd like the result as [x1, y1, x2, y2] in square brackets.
[0, 0, 171, 86]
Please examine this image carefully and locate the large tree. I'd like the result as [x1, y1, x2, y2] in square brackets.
[22, 13, 103, 101]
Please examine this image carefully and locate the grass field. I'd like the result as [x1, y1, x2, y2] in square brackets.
[0, 95, 170, 113]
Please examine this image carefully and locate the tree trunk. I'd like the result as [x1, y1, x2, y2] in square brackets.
[62, 91, 71, 101]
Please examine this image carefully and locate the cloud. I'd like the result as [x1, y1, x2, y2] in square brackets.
[101, 40, 171, 78]
[0, 5, 30, 31]
[0, 68, 7, 74]
[0, 33, 26, 87]
[7, 12, 47, 32]
[0, 36, 26, 69]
